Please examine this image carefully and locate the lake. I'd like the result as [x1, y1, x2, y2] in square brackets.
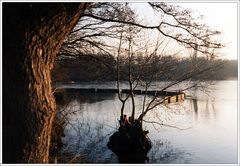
[56, 80, 238, 164]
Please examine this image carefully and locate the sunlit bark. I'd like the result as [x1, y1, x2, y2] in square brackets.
[3, 3, 89, 163]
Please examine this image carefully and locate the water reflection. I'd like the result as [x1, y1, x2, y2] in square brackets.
[149, 140, 192, 164]
[55, 89, 117, 105]
[56, 90, 188, 163]
[55, 80, 238, 164]
[192, 98, 198, 113]
[189, 97, 217, 125]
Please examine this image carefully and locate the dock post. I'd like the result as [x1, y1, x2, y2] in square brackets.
[168, 97, 171, 103]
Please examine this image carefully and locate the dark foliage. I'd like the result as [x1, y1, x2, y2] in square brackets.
[52, 55, 237, 83]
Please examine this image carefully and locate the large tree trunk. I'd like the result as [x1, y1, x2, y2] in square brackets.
[2, 3, 89, 163]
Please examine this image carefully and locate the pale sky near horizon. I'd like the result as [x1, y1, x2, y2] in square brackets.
[131, 2, 238, 60]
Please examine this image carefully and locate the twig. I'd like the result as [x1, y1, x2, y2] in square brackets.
[142, 119, 193, 130]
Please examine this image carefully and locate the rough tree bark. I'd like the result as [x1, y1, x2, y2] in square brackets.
[3, 3, 89, 163]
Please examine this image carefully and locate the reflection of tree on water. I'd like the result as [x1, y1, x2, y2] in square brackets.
[54, 90, 118, 163]
[149, 140, 191, 164]
[58, 110, 118, 163]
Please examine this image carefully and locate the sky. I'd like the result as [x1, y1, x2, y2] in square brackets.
[179, 2, 238, 60]
[131, 2, 238, 60]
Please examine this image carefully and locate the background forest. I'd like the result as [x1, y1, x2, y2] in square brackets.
[52, 55, 238, 82]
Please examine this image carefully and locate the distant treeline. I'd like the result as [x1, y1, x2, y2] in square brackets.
[52, 54, 238, 82]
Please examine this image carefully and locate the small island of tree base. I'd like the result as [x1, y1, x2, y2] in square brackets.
[107, 115, 152, 163]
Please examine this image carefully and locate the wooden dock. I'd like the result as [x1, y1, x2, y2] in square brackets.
[60, 88, 186, 104]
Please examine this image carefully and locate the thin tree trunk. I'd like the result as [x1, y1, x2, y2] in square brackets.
[3, 3, 89, 163]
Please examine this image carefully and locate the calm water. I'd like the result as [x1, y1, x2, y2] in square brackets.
[57, 80, 238, 164]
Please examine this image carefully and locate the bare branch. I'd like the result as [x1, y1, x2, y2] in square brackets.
[143, 120, 193, 130]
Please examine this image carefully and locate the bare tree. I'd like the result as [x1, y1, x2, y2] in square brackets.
[114, 26, 223, 129]
[116, 31, 131, 122]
